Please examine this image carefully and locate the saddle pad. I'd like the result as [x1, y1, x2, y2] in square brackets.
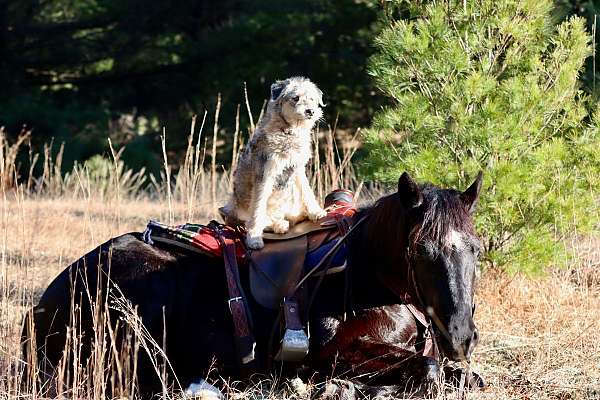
[142, 220, 246, 260]
[141, 203, 354, 264]
[304, 237, 348, 275]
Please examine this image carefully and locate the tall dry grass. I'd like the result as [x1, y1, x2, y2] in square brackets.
[0, 104, 599, 399]
[0, 127, 30, 191]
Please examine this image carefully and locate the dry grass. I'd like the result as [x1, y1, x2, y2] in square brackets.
[1, 115, 599, 399]
[473, 258, 600, 399]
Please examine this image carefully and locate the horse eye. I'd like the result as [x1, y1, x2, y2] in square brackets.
[293, 96, 300, 102]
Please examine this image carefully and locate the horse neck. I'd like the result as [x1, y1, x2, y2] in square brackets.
[346, 209, 413, 307]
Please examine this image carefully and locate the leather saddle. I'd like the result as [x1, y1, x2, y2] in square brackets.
[145, 190, 355, 364]
[249, 223, 346, 310]
[247, 207, 353, 362]
[218, 190, 355, 311]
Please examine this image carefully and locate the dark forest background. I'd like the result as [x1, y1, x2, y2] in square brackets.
[1, 0, 599, 175]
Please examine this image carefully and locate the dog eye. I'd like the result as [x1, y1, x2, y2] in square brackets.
[293, 96, 300, 102]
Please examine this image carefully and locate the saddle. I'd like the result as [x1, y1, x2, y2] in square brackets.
[248, 209, 353, 310]
[248, 208, 353, 362]
[143, 190, 356, 364]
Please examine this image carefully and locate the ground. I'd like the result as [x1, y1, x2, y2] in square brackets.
[1, 195, 599, 399]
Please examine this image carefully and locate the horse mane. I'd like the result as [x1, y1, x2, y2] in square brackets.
[359, 183, 475, 254]
[412, 184, 475, 252]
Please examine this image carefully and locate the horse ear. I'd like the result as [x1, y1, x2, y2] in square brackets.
[397, 172, 423, 209]
[461, 171, 483, 213]
[270, 80, 287, 101]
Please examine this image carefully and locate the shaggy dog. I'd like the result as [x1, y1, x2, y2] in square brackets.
[222, 77, 326, 249]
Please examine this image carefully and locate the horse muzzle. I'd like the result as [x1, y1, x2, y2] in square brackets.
[458, 326, 479, 361]
[439, 319, 479, 361]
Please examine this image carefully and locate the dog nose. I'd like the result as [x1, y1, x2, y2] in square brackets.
[305, 109, 314, 117]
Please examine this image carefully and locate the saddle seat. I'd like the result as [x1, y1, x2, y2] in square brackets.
[249, 210, 353, 310]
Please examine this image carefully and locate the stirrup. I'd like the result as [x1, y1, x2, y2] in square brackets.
[275, 328, 309, 362]
[275, 298, 309, 362]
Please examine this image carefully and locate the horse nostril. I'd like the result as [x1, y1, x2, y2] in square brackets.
[305, 109, 314, 117]
[462, 329, 479, 359]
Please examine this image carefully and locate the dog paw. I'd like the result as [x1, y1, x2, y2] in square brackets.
[246, 235, 264, 250]
[272, 219, 290, 234]
[308, 208, 327, 222]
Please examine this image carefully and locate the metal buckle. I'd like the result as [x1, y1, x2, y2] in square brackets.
[228, 296, 242, 312]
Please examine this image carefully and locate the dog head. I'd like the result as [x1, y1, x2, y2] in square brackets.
[270, 77, 324, 129]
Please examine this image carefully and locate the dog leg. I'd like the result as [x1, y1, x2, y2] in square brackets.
[246, 169, 276, 249]
[271, 218, 290, 234]
[265, 196, 290, 234]
[295, 172, 326, 222]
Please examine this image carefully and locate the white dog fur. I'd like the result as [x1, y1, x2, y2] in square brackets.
[222, 77, 326, 249]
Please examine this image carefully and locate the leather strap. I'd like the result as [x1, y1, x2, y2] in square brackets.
[283, 297, 303, 331]
[406, 303, 438, 359]
[215, 227, 256, 365]
[422, 326, 438, 359]
[335, 215, 352, 236]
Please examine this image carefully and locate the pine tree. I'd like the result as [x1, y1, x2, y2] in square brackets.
[365, 0, 600, 272]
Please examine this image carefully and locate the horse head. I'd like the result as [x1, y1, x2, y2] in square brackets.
[368, 171, 483, 362]
[399, 171, 483, 361]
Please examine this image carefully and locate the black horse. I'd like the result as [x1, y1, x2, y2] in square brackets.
[23, 172, 484, 398]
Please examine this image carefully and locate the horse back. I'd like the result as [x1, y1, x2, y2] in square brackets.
[22, 234, 178, 377]
[23, 232, 241, 393]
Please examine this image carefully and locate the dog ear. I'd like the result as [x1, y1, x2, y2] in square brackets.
[317, 88, 326, 107]
[270, 80, 287, 101]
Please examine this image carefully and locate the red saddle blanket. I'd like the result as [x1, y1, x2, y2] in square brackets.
[142, 189, 356, 262]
